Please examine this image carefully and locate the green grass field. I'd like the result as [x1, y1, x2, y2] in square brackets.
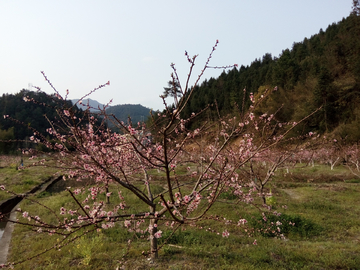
[0, 155, 60, 201]
[2, 161, 360, 269]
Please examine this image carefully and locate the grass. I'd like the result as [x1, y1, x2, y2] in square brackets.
[0, 155, 60, 201]
[3, 161, 360, 269]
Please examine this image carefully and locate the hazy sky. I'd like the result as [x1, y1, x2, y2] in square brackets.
[0, 1, 352, 110]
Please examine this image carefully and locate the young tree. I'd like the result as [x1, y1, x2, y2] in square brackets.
[0, 41, 318, 268]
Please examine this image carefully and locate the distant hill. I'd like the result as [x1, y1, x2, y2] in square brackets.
[105, 104, 151, 126]
[71, 98, 109, 112]
[71, 99, 151, 126]
[0, 91, 151, 153]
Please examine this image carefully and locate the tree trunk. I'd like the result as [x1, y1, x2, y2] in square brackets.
[105, 186, 110, 204]
[149, 206, 158, 260]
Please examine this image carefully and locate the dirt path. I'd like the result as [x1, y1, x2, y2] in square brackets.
[282, 189, 303, 200]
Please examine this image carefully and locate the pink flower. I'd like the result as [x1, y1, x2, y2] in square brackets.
[222, 230, 230, 238]
[183, 195, 191, 203]
[253, 239, 257, 245]
[237, 219, 247, 225]
[154, 230, 162, 238]
[124, 220, 131, 228]
[63, 110, 70, 117]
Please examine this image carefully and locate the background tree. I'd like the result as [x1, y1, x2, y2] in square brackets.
[162, 80, 182, 107]
[352, 0, 360, 16]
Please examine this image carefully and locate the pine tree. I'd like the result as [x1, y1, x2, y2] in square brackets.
[352, 0, 360, 15]
[163, 80, 182, 106]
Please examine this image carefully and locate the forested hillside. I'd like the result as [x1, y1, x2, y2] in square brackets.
[183, 14, 360, 142]
[0, 90, 75, 153]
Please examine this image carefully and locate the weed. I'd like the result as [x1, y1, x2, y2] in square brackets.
[36, 191, 52, 198]
[250, 213, 323, 238]
[73, 233, 105, 266]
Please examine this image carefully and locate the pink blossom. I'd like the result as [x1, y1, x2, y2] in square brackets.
[124, 220, 131, 228]
[222, 230, 230, 238]
[237, 219, 247, 225]
[60, 207, 66, 215]
[249, 93, 255, 103]
[63, 110, 70, 117]
[154, 230, 162, 238]
[183, 195, 191, 203]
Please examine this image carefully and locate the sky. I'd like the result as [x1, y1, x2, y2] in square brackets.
[0, 1, 352, 110]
